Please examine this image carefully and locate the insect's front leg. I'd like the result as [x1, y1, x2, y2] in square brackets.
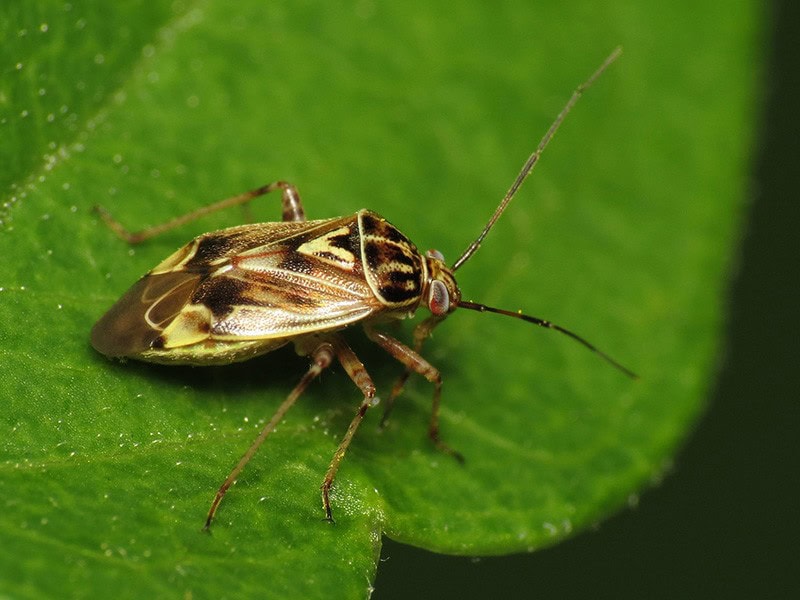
[380, 314, 445, 427]
[365, 324, 464, 464]
[95, 181, 306, 244]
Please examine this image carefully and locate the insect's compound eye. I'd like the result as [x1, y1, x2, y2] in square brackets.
[426, 249, 446, 262]
[428, 279, 450, 316]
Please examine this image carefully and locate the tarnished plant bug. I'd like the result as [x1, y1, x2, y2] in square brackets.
[91, 48, 634, 529]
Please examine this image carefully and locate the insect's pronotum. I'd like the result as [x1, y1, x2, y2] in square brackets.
[91, 47, 634, 529]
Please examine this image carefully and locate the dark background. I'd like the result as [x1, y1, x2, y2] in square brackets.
[374, 2, 799, 598]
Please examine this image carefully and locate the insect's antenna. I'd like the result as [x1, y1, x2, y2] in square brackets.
[458, 299, 638, 379]
[451, 47, 622, 272]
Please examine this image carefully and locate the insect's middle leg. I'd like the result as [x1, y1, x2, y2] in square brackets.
[320, 336, 378, 522]
[204, 341, 335, 530]
[365, 324, 464, 464]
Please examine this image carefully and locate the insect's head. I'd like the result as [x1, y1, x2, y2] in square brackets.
[422, 249, 461, 317]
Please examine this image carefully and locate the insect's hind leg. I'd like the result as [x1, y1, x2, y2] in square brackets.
[95, 180, 306, 244]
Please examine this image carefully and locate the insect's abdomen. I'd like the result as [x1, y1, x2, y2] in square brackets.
[357, 210, 425, 309]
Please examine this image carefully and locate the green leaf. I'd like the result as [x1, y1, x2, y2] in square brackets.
[1, 1, 761, 598]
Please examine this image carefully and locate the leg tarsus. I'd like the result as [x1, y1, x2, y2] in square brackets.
[320, 480, 337, 524]
[429, 424, 465, 464]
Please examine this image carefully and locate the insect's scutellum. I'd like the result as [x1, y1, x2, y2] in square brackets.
[90, 47, 633, 531]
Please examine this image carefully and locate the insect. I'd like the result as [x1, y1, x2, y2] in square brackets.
[91, 47, 634, 529]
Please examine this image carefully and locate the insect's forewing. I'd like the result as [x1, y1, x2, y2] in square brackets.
[91, 217, 384, 364]
[90, 269, 203, 357]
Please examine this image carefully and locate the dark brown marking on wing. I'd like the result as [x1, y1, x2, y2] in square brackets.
[193, 276, 250, 319]
[329, 222, 362, 252]
[277, 253, 317, 275]
[190, 233, 238, 264]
